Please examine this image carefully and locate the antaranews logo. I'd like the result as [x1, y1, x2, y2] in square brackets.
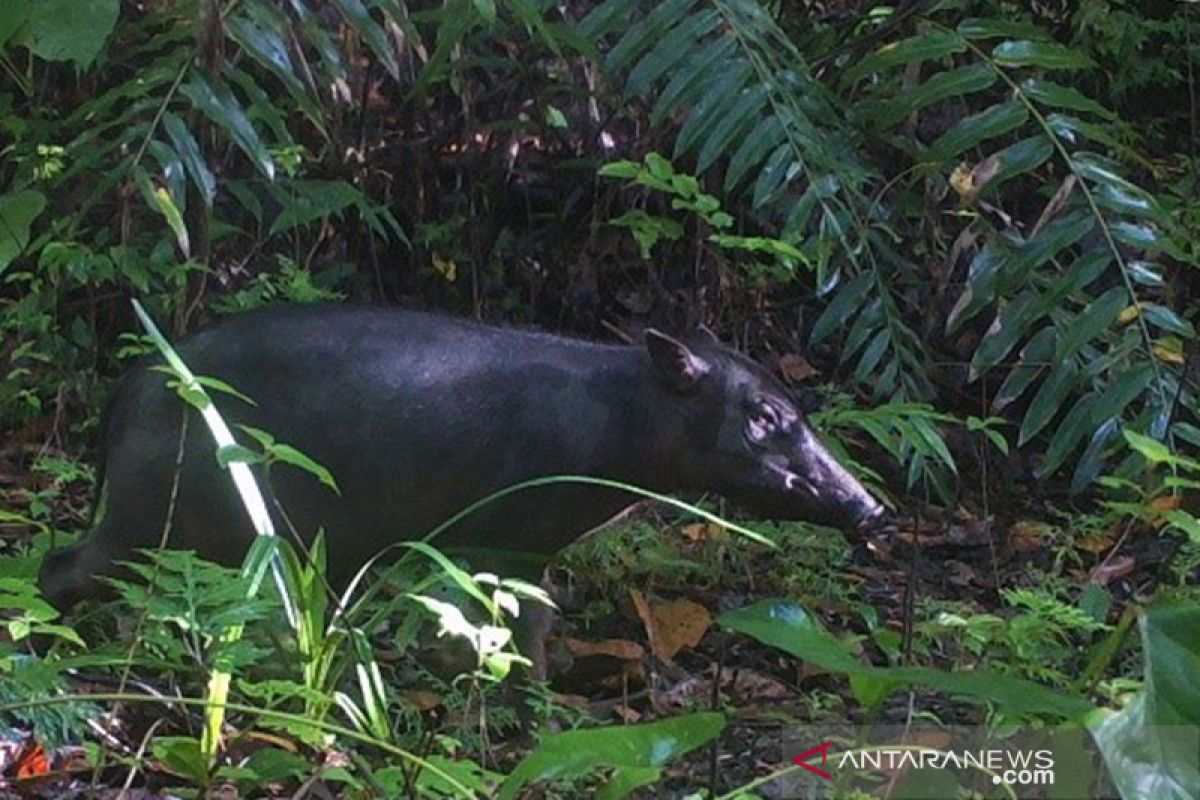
[790, 741, 1058, 793]
[790, 741, 833, 780]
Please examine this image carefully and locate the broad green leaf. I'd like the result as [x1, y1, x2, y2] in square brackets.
[1056, 286, 1128, 360]
[970, 291, 1038, 380]
[928, 101, 1027, 162]
[1040, 392, 1099, 476]
[472, 0, 496, 24]
[0, 189, 46, 273]
[997, 209, 1094, 294]
[946, 244, 1005, 334]
[751, 143, 793, 209]
[695, 86, 768, 172]
[18, 0, 118, 67]
[1123, 430, 1173, 464]
[605, 0, 701, 74]
[811, 273, 873, 344]
[674, 67, 753, 158]
[1021, 78, 1115, 119]
[270, 444, 340, 495]
[1071, 417, 1120, 494]
[1091, 364, 1155, 424]
[1047, 113, 1124, 152]
[724, 118, 785, 191]
[992, 40, 1095, 70]
[1111, 222, 1163, 251]
[865, 64, 996, 129]
[227, 10, 322, 126]
[1093, 182, 1160, 218]
[329, 0, 400, 80]
[577, 0, 641, 39]
[1018, 358, 1078, 445]
[1089, 602, 1200, 800]
[853, 330, 890, 382]
[651, 37, 736, 125]
[625, 10, 719, 96]
[720, 600, 1093, 717]
[497, 713, 724, 800]
[163, 113, 217, 208]
[1142, 305, 1196, 338]
[982, 134, 1055, 192]
[844, 32, 967, 83]
[0, 0, 30, 50]
[958, 18, 1051, 41]
[182, 71, 275, 180]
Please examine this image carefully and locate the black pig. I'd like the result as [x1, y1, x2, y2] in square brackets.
[40, 306, 886, 672]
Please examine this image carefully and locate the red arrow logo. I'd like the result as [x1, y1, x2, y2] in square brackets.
[791, 741, 833, 780]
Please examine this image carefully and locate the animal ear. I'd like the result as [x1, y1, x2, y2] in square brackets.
[695, 323, 720, 345]
[645, 329, 711, 393]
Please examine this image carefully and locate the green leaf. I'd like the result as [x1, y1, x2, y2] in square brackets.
[844, 32, 967, 83]
[695, 86, 768, 173]
[182, 71, 275, 180]
[928, 101, 1028, 162]
[18, 0, 118, 67]
[674, 67, 753, 159]
[992, 40, 1095, 70]
[720, 600, 1092, 717]
[1142, 305, 1196, 338]
[1123, 430, 1173, 464]
[329, 0, 400, 80]
[135, 169, 190, 257]
[1056, 286, 1128, 360]
[1021, 78, 1115, 119]
[1040, 392, 1099, 477]
[472, 0, 496, 24]
[724, 118, 785, 191]
[270, 444, 340, 495]
[606, 0, 701, 74]
[811, 273, 873, 344]
[163, 113, 217, 208]
[1019, 358, 1079, 446]
[651, 36, 736, 126]
[969, 291, 1038, 380]
[982, 134, 1055, 191]
[957, 18, 1051, 41]
[625, 10, 719, 96]
[865, 64, 996, 129]
[226, 9, 323, 127]
[0, 189, 46, 273]
[1091, 363, 1154, 424]
[498, 713, 724, 800]
[1089, 602, 1200, 799]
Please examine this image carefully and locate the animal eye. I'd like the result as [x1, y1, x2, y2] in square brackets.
[746, 403, 778, 442]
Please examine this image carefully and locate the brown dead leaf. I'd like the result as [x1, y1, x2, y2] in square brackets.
[1091, 556, 1135, 585]
[1077, 532, 1116, 554]
[681, 522, 726, 542]
[565, 638, 644, 661]
[613, 705, 642, 723]
[1149, 495, 1181, 512]
[777, 353, 818, 383]
[630, 591, 711, 662]
[1010, 520, 1048, 552]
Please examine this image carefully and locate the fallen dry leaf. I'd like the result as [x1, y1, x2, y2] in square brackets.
[1010, 520, 1048, 552]
[681, 522, 726, 542]
[1148, 495, 1181, 512]
[630, 591, 711, 662]
[565, 637, 644, 661]
[1077, 532, 1116, 554]
[777, 353, 818, 383]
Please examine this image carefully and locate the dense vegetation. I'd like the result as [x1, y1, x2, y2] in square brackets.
[0, 0, 1197, 797]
